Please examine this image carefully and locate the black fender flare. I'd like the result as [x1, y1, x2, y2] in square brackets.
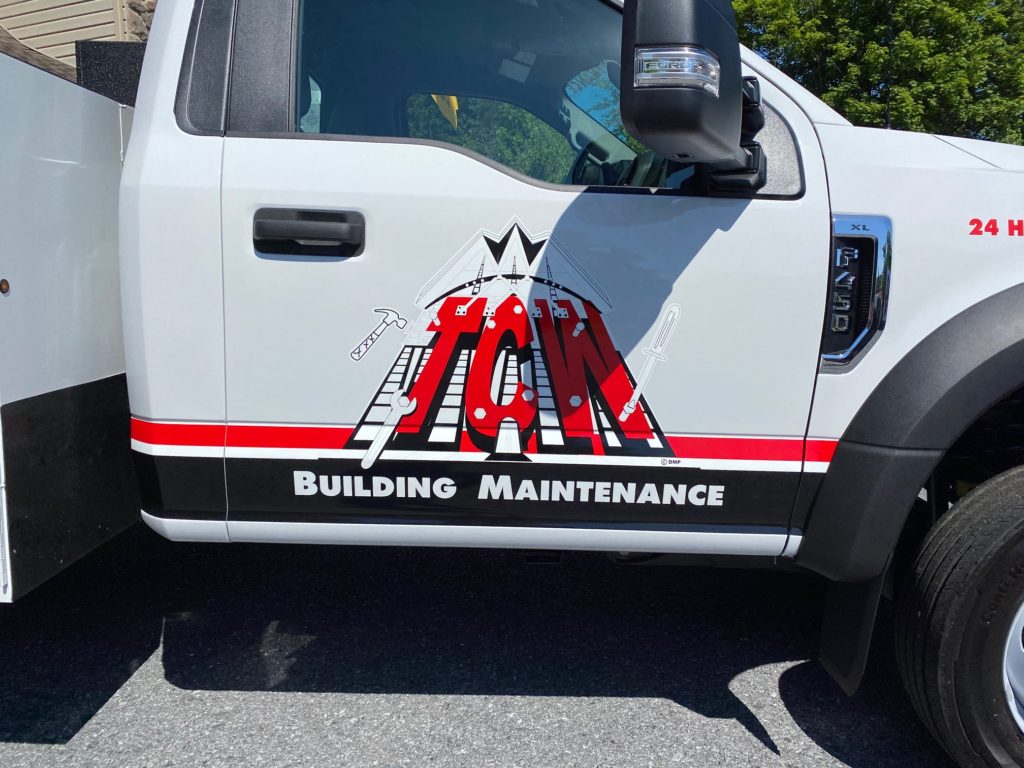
[799, 281, 1024, 583]
[798, 282, 1024, 693]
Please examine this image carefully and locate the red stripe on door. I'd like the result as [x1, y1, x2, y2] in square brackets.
[225, 424, 353, 449]
[131, 419, 353, 449]
[130, 418, 225, 447]
[804, 439, 839, 463]
[666, 436, 806, 462]
[132, 418, 839, 463]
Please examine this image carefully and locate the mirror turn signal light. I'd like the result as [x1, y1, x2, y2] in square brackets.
[633, 46, 721, 96]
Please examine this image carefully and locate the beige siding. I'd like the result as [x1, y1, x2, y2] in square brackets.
[0, 0, 127, 66]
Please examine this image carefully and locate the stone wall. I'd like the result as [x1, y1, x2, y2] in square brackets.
[125, 1, 157, 42]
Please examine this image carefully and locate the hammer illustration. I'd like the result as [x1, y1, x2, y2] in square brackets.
[351, 308, 408, 361]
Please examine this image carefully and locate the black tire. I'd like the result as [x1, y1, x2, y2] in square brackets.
[896, 465, 1024, 767]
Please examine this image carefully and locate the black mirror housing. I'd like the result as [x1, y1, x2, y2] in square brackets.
[620, 0, 747, 170]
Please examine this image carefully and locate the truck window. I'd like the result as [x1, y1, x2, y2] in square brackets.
[294, 0, 681, 189]
[298, 76, 322, 134]
[405, 94, 577, 184]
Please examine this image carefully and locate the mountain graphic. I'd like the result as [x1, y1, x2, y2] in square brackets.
[414, 219, 613, 313]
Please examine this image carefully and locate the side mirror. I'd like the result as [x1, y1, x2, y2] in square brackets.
[620, 0, 765, 190]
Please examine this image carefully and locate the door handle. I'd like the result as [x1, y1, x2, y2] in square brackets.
[253, 208, 365, 257]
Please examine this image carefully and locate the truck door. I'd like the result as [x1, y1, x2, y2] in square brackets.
[216, 0, 831, 554]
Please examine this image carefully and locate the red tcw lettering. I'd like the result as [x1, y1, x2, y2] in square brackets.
[464, 297, 537, 440]
[534, 299, 654, 444]
[986, 219, 1001, 236]
[969, 219, 984, 236]
[397, 296, 485, 433]
[1010, 219, 1024, 237]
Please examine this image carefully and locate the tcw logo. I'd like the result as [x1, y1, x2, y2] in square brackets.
[348, 221, 676, 466]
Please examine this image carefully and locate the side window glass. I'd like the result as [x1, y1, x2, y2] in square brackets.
[293, 0, 670, 189]
[564, 61, 641, 155]
[292, 0, 800, 196]
[406, 95, 577, 184]
[298, 76, 321, 134]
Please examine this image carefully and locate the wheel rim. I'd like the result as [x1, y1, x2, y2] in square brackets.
[1003, 599, 1024, 734]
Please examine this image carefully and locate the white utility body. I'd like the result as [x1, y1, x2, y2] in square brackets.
[0, 54, 135, 601]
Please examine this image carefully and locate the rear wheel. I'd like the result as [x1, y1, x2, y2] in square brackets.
[896, 465, 1024, 767]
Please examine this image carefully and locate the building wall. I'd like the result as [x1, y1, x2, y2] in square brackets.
[0, 0, 155, 67]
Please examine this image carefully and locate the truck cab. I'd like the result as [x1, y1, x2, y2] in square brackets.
[118, 1, 1024, 766]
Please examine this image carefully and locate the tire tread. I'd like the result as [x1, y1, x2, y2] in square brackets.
[895, 466, 1024, 767]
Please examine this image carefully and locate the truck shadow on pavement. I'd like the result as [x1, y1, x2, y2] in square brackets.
[0, 525, 952, 766]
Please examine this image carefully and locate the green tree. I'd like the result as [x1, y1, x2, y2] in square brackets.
[407, 95, 576, 183]
[733, 0, 1024, 144]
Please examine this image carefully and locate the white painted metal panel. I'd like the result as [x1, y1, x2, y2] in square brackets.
[147, 512, 796, 556]
[220, 71, 830, 439]
[0, 53, 132, 600]
[216, 65, 829, 551]
[808, 125, 1024, 440]
[936, 135, 1024, 172]
[118, 0, 227, 424]
[0, 53, 125, 406]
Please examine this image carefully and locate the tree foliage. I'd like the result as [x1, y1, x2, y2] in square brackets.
[407, 95, 576, 183]
[733, 0, 1024, 144]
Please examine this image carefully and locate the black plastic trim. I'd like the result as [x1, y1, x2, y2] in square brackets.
[819, 573, 886, 695]
[799, 282, 1024, 582]
[226, 0, 295, 134]
[845, 283, 1024, 450]
[76, 40, 146, 106]
[175, 0, 238, 136]
[757, 102, 805, 199]
[798, 442, 941, 581]
[788, 471, 822, 531]
[253, 207, 365, 258]
[133, 454, 227, 522]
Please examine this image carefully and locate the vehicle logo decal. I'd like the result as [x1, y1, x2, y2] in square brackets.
[347, 219, 679, 467]
[350, 308, 408, 361]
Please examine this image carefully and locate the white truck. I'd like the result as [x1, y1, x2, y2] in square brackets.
[3, 0, 1024, 765]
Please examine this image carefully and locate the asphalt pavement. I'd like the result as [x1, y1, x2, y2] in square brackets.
[0, 524, 953, 767]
